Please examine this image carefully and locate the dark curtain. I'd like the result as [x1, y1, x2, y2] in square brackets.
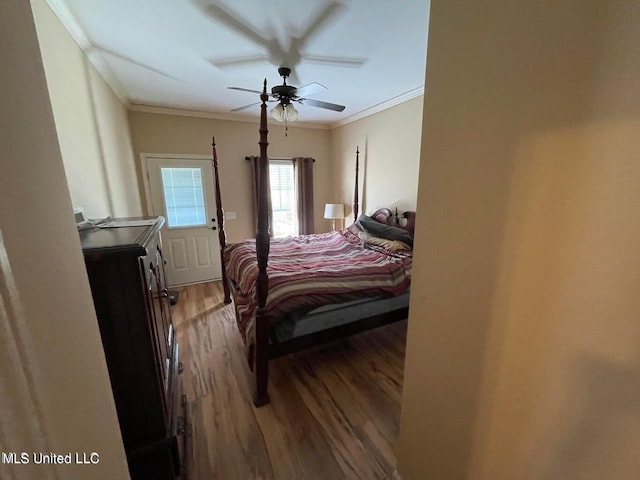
[293, 157, 315, 234]
[247, 156, 273, 237]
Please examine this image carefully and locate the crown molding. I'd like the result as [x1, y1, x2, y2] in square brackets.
[44, 0, 129, 105]
[331, 86, 425, 129]
[128, 104, 331, 130]
[44, 0, 90, 48]
[128, 91, 425, 131]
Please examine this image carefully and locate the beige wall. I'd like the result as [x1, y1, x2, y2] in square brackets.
[330, 96, 423, 220]
[32, 0, 141, 219]
[129, 100, 424, 240]
[128, 111, 332, 241]
[0, 2, 129, 478]
[399, 1, 640, 479]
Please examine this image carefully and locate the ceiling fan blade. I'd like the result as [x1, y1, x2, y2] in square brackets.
[196, 1, 271, 48]
[302, 54, 367, 68]
[232, 98, 278, 111]
[297, 1, 346, 48]
[228, 86, 264, 94]
[286, 69, 301, 86]
[231, 102, 261, 112]
[299, 98, 345, 112]
[211, 54, 269, 69]
[292, 82, 327, 98]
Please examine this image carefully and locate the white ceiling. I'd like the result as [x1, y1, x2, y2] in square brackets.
[51, 0, 430, 126]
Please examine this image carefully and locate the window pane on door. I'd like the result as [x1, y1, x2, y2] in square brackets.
[269, 160, 298, 237]
[161, 167, 207, 227]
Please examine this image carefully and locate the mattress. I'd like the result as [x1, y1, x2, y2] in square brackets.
[271, 289, 410, 342]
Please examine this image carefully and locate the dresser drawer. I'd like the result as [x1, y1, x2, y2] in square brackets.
[169, 342, 190, 478]
[143, 247, 174, 403]
[174, 380, 190, 479]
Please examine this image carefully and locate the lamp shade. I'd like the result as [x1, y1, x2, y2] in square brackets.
[271, 103, 284, 121]
[324, 203, 344, 220]
[271, 102, 299, 122]
[284, 103, 298, 121]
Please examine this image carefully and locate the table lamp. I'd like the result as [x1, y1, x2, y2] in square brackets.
[324, 203, 344, 231]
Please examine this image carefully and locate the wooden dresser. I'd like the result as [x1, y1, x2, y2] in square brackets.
[81, 217, 188, 479]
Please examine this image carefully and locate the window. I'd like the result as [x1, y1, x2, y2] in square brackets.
[269, 160, 298, 237]
[161, 167, 206, 227]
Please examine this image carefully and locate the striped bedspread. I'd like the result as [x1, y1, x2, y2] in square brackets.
[224, 228, 412, 358]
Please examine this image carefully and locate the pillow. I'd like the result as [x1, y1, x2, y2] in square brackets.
[358, 231, 412, 251]
[355, 214, 414, 246]
[346, 223, 363, 235]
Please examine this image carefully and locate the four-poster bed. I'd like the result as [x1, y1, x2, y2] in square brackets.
[212, 80, 416, 406]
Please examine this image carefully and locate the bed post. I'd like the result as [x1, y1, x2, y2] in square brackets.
[353, 146, 360, 222]
[211, 137, 231, 304]
[253, 79, 271, 407]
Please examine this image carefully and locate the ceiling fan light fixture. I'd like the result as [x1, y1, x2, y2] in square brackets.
[271, 102, 298, 123]
[271, 103, 284, 121]
[284, 103, 298, 122]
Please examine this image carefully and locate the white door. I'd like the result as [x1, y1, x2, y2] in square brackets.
[145, 156, 222, 286]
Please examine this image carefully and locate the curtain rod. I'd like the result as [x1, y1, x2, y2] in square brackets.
[245, 156, 315, 162]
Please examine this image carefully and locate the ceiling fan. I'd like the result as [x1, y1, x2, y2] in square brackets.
[192, 0, 366, 83]
[228, 67, 345, 122]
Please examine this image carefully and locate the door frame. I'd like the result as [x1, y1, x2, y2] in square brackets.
[141, 153, 222, 286]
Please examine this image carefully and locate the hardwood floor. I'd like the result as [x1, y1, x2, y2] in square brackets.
[171, 281, 407, 480]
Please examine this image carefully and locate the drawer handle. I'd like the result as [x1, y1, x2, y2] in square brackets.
[178, 362, 184, 375]
[181, 394, 187, 406]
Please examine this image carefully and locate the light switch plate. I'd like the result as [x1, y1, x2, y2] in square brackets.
[226, 211, 237, 220]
